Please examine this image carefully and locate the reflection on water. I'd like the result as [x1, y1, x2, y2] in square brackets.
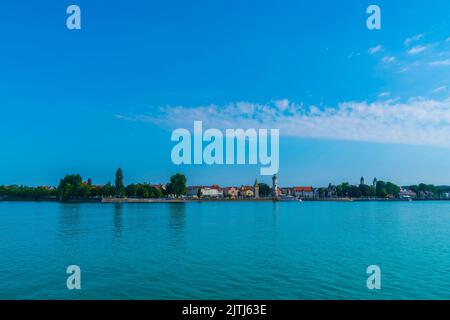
[272, 201, 280, 222]
[113, 204, 123, 240]
[168, 203, 186, 237]
[166, 204, 187, 269]
[58, 204, 82, 238]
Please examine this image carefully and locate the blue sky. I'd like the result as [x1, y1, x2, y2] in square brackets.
[1, 0, 450, 187]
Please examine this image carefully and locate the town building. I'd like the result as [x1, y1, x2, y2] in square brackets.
[327, 184, 337, 198]
[419, 190, 434, 199]
[399, 188, 417, 199]
[281, 187, 293, 196]
[187, 185, 223, 198]
[293, 186, 316, 198]
[240, 186, 254, 198]
[223, 187, 239, 199]
[150, 184, 166, 192]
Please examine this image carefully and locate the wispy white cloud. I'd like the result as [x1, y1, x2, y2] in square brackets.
[117, 35, 450, 150]
[118, 97, 450, 148]
[368, 45, 382, 55]
[429, 59, 450, 67]
[378, 35, 449, 78]
[404, 34, 425, 46]
[273, 99, 289, 111]
[408, 45, 428, 55]
[432, 86, 447, 93]
[382, 56, 396, 63]
[399, 66, 409, 73]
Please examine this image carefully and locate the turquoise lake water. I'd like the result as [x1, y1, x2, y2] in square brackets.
[1, 201, 450, 299]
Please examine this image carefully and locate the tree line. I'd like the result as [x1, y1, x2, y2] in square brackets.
[317, 180, 450, 199]
[1, 171, 449, 201]
[316, 180, 401, 198]
[0, 169, 187, 201]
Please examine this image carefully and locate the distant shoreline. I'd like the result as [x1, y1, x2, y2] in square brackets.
[1, 197, 450, 203]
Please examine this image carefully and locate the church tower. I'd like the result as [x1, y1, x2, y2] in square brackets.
[272, 174, 278, 197]
[360, 176, 365, 186]
[254, 178, 259, 199]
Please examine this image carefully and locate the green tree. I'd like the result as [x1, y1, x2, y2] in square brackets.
[376, 181, 388, 198]
[115, 168, 125, 198]
[337, 182, 350, 197]
[90, 186, 101, 198]
[101, 182, 115, 197]
[258, 183, 271, 197]
[136, 184, 148, 198]
[58, 174, 83, 200]
[409, 185, 419, 195]
[0, 185, 57, 200]
[386, 182, 400, 197]
[370, 185, 376, 197]
[126, 184, 138, 197]
[359, 184, 372, 197]
[78, 183, 92, 198]
[166, 173, 187, 197]
[150, 186, 163, 198]
[349, 185, 362, 198]
[418, 183, 428, 192]
[318, 187, 327, 198]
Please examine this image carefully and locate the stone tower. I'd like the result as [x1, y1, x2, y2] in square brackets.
[272, 174, 278, 197]
[360, 176, 365, 185]
[254, 179, 259, 199]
